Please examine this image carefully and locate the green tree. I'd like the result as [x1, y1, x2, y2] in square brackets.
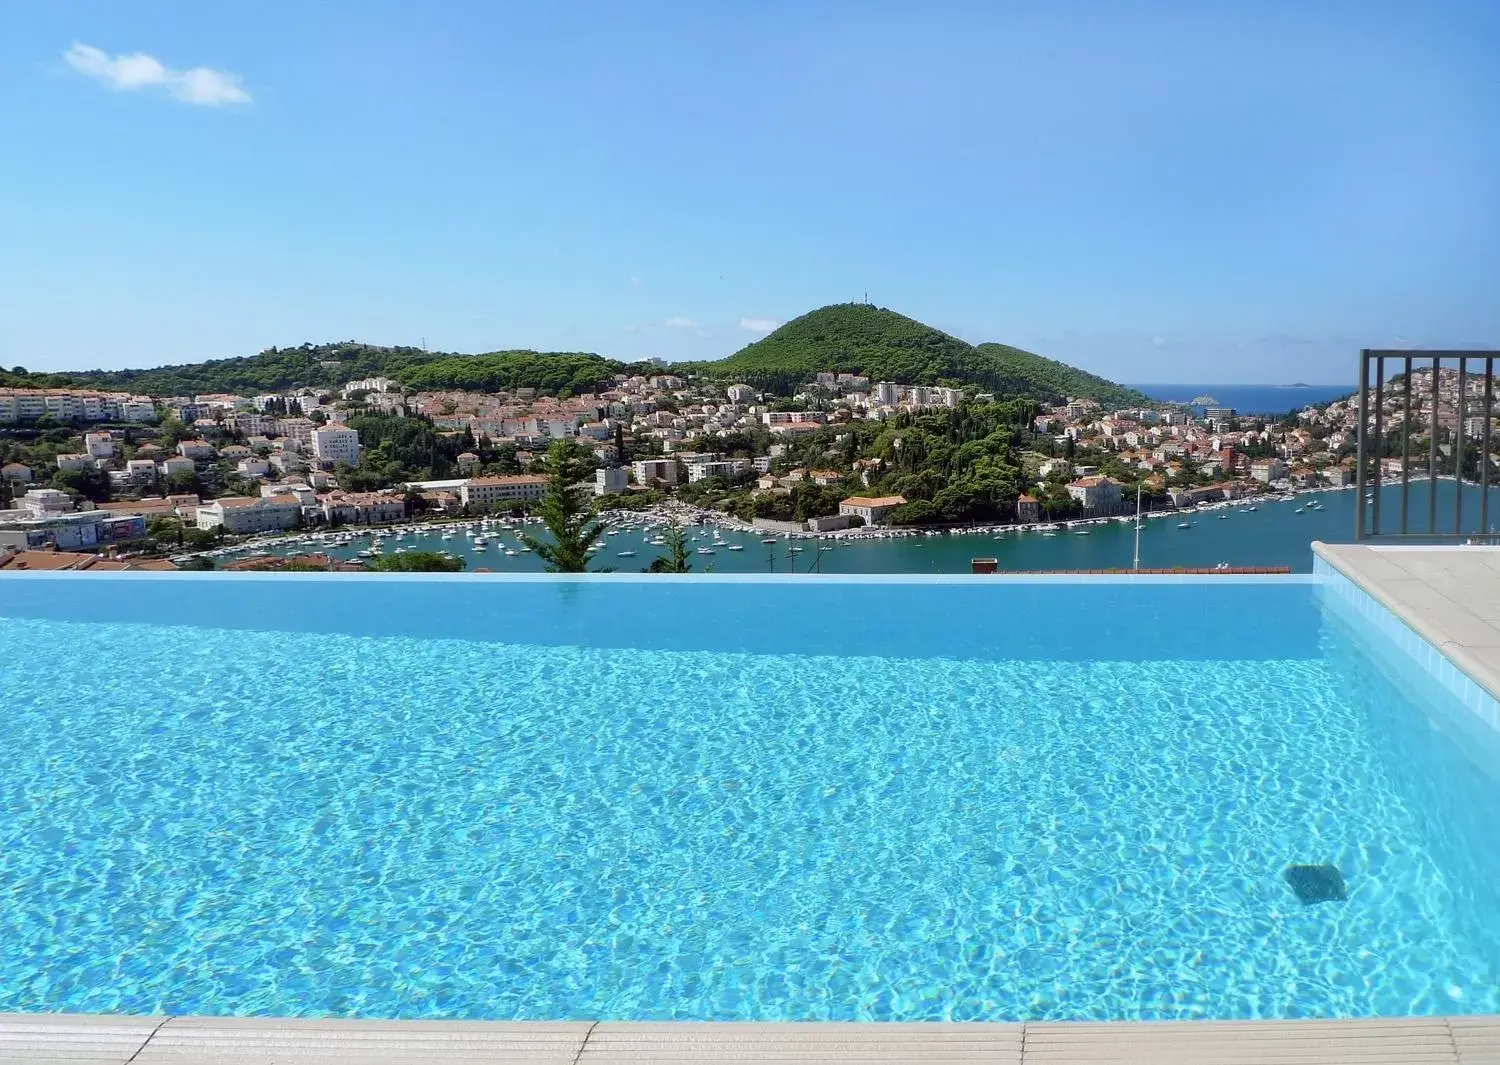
[520, 440, 606, 572]
[166, 469, 203, 494]
[367, 551, 465, 572]
[647, 521, 692, 573]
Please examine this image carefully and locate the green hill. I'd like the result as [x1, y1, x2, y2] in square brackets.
[693, 304, 1149, 407]
[5, 342, 636, 398]
[8, 303, 1147, 407]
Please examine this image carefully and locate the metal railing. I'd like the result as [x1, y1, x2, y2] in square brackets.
[1355, 349, 1498, 540]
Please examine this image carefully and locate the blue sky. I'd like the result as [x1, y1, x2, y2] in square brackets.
[2, 1, 1497, 384]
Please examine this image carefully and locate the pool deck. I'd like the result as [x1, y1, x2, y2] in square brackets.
[8, 1013, 1500, 1063]
[1315, 542, 1500, 700]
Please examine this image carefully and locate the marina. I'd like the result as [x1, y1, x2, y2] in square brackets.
[198, 481, 1493, 575]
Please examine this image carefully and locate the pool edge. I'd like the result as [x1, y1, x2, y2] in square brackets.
[2, 1012, 1490, 1063]
[1314, 543, 1500, 721]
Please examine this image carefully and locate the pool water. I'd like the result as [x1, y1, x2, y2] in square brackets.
[1, 574, 1498, 1021]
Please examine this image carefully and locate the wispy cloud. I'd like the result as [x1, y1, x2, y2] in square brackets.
[1150, 335, 1166, 347]
[663, 316, 698, 329]
[63, 42, 251, 106]
[740, 317, 781, 333]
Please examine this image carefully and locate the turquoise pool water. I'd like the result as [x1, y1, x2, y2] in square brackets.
[1, 574, 1499, 1021]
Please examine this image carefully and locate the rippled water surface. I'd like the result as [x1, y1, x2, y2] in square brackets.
[2, 580, 1499, 1020]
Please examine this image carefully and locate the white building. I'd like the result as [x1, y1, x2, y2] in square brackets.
[727, 384, 756, 403]
[632, 459, 679, 486]
[159, 456, 196, 478]
[1250, 459, 1288, 484]
[686, 458, 750, 483]
[124, 459, 158, 485]
[84, 432, 116, 459]
[1066, 475, 1123, 512]
[838, 495, 907, 526]
[178, 439, 216, 460]
[119, 400, 157, 422]
[19, 488, 74, 517]
[0, 393, 46, 422]
[277, 417, 317, 444]
[309, 425, 361, 466]
[459, 475, 549, 508]
[195, 496, 302, 534]
[875, 381, 898, 406]
[319, 491, 405, 525]
[595, 467, 629, 495]
[342, 376, 398, 396]
[55, 453, 94, 472]
[237, 456, 271, 478]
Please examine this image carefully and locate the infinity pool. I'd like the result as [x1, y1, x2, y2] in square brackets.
[1, 573, 1498, 1021]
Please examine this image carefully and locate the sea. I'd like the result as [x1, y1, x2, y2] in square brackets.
[239, 481, 1494, 575]
[1130, 383, 1353, 416]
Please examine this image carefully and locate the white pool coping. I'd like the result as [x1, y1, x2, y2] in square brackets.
[5, 1013, 1497, 1063]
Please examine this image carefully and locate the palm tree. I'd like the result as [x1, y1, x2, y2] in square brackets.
[521, 441, 606, 572]
[647, 520, 692, 573]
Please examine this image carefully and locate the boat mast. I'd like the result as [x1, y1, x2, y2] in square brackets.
[1133, 482, 1143, 570]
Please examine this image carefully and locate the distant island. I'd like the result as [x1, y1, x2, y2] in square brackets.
[1190, 394, 1218, 406]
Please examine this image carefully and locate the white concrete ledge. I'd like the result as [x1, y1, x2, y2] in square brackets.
[6, 1015, 1500, 1064]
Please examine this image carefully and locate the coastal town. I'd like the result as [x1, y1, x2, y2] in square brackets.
[0, 366, 1483, 571]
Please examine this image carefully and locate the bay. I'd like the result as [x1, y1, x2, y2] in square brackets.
[245, 481, 1496, 575]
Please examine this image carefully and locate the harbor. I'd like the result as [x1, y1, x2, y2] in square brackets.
[197, 481, 1495, 575]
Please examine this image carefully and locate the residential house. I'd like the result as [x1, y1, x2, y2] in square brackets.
[237, 456, 271, 479]
[178, 439, 216, 461]
[1066, 475, 1124, 513]
[159, 455, 196, 479]
[838, 495, 907, 526]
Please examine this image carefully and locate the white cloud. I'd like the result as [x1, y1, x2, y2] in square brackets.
[740, 317, 781, 333]
[663, 316, 697, 329]
[1151, 335, 1166, 347]
[64, 42, 251, 106]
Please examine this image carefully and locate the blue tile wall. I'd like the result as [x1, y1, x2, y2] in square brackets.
[1315, 555, 1500, 733]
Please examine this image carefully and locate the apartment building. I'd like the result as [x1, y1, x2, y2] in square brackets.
[459, 475, 549, 508]
[195, 496, 303, 534]
[309, 425, 362, 466]
[632, 459, 680, 486]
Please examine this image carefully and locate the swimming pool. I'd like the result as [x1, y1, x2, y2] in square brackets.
[1, 572, 1497, 1022]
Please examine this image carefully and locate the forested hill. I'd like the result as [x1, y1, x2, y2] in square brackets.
[3, 342, 644, 397]
[688, 304, 1151, 408]
[6, 304, 1148, 407]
